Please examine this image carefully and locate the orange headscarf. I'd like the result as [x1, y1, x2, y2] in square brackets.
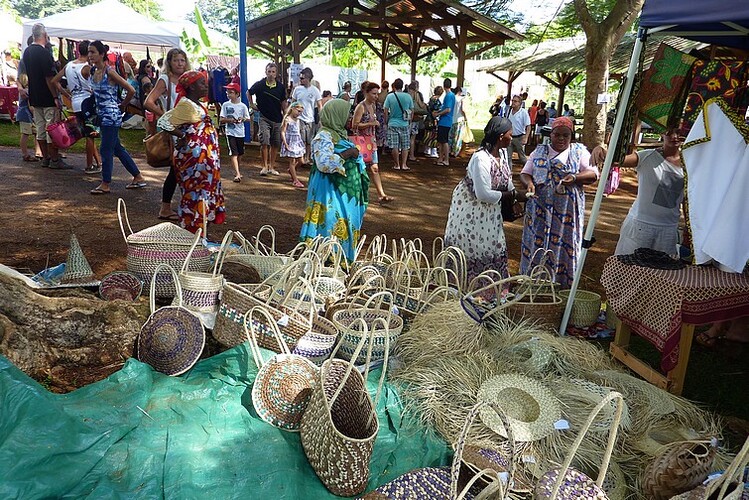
[176, 71, 206, 101]
[551, 116, 575, 132]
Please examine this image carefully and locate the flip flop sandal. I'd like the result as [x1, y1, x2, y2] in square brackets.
[23, 155, 38, 162]
[378, 196, 394, 205]
[90, 187, 110, 195]
[695, 331, 723, 348]
[125, 181, 148, 189]
[157, 213, 180, 221]
[233, 176, 242, 183]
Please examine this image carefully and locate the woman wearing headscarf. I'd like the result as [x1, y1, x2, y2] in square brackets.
[519, 116, 598, 287]
[300, 99, 370, 262]
[157, 70, 225, 233]
[444, 116, 520, 280]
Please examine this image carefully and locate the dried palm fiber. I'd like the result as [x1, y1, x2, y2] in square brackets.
[550, 378, 632, 434]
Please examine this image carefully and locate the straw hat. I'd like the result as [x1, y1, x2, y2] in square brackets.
[594, 370, 675, 416]
[478, 374, 561, 442]
[503, 338, 554, 374]
[137, 306, 206, 376]
[59, 234, 99, 286]
[553, 378, 632, 433]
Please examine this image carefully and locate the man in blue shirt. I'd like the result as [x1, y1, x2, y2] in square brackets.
[383, 78, 414, 170]
[434, 78, 454, 166]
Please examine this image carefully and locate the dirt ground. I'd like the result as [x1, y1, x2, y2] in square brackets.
[0, 140, 636, 298]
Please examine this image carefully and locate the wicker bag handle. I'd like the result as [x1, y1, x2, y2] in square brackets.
[363, 234, 388, 261]
[703, 436, 749, 499]
[361, 290, 396, 320]
[117, 198, 135, 242]
[211, 230, 235, 277]
[466, 269, 508, 293]
[403, 247, 431, 276]
[450, 401, 512, 500]
[254, 225, 277, 256]
[276, 276, 317, 325]
[286, 240, 310, 260]
[461, 275, 534, 323]
[432, 236, 445, 263]
[353, 233, 367, 261]
[150, 263, 182, 314]
[424, 266, 461, 295]
[347, 274, 388, 307]
[316, 238, 345, 275]
[546, 391, 625, 500]
[434, 246, 468, 293]
[180, 227, 204, 274]
[243, 306, 291, 371]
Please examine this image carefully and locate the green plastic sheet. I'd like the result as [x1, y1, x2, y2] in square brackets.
[0, 345, 450, 498]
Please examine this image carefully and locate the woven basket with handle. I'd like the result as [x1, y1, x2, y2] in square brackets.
[118, 198, 210, 298]
[670, 436, 749, 500]
[642, 439, 718, 500]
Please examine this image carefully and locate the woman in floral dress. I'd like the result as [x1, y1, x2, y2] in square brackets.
[300, 99, 370, 263]
[444, 117, 519, 280]
[157, 71, 225, 233]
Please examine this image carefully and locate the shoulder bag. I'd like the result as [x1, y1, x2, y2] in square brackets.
[393, 92, 412, 122]
[143, 85, 173, 168]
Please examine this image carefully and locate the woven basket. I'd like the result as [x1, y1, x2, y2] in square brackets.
[332, 292, 403, 365]
[642, 439, 718, 500]
[300, 318, 389, 497]
[534, 392, 625, 500]
[291, 314, 339, 366]
[99, 271, 143, 301]
[213, 282, 272, 347]
[245, 306, 318, 432]
[174, 229, 232, 328]
[672, 438, 749, 500]
[505, 263, 563, 330]
[238, 225, 294, 279]
[559, 290, 602, 328]
[137, 264, 205, 376]
[118, 198, 210, 298]
[460, 274, 534, 324]
[433, 246, 468, 294]
[362, 401, 510, 500]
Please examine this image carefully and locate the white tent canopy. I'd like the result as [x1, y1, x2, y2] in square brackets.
[21, 0, 181, 50]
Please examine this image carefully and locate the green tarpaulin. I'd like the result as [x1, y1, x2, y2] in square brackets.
[0, 345, 450, 498]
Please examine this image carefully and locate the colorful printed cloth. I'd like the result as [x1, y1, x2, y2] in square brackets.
[448, 120, 466, 156]
[680, 59, 748, 137]
[635, 43, 697, 134]
[444, 149, 512, 280]
[520, 144, 588, 288]
[300, 131, 370, 262]
[281, 118, 304, 158]
[169, 99, 225, 233]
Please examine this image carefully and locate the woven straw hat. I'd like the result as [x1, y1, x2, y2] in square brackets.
[594, 370, 676, 416]
[59, 234, 98, 285]
[503, 338, 554, 374]
[553, 379, 632, 433]
[137, 308, 205, 376]
[478, 374, 561, 442]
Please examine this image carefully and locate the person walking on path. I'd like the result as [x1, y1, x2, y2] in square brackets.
[383, 78, 414, 171]
[291, 67, 322, 166]
[22, 23, 69, 170]
[506, 94, 531, 164]
[280, 101, 306, 188]
[51, 40, 101, 175]
[434, 78, 455, 167]
[144, 48, 190, 221]
[352, 81, 393, 204]
[219, 82, 252, 183]
[248, 62, 287, 176]
[87, 41, 146, 195]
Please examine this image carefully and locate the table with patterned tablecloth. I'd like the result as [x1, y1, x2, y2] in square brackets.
[601, 256, 749, 394]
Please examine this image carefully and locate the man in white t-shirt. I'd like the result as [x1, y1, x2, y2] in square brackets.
[505, 94, 531, 163]
[291, 67, 322, 165]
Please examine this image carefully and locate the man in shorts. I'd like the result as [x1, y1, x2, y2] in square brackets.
[248, 62, 287, 175]
[434, 78, 454, 167]
[291, 67, 322, 165]
[22, 23, 69, 169]
[383, 78, 414, 171]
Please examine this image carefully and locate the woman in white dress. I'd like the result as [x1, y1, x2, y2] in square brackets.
[444, 116, 520, 279]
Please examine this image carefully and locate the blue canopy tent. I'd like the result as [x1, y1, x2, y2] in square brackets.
[561, 0, 749, 332]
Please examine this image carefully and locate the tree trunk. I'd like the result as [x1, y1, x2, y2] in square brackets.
[0, 273, 149, 392]
[581, 37, 613, 148]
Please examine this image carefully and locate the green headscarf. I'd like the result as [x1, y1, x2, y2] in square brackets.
[319, 98, 350, 143]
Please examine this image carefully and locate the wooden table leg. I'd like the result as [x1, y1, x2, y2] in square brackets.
[613, 319, 631, 348]
[610, 319, 670, 390]
[667, 323, 695, 396]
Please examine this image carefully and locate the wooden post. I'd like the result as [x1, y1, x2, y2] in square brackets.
[381, 37, 389, 83]
[291, 18, 300, 64]
[410, 35, 418, 82]
[456, 26, 467, 88]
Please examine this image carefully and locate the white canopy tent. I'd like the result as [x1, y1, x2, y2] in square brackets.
[21, 0, 182, 51]
[560, 0, 749, 333]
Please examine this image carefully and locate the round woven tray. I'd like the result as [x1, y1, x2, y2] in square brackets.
[99, 271, 143, 301]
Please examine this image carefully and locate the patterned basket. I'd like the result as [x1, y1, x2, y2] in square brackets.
[213, 282, 272, 347]
[174, 229, 232, 328]
[118, 198, 211, 298]
[559, 290, 602, 328]
[671, 437, 749, 500]
[642, 439, 718, 500]
[332, 293, 403, 365]
[245, 306, 319, 432]
[99, 271, 143, 301]
[291, 314, 339, 366]
[300, 318, 389, 497]
[236, 225, 294, 279]
[362, 401, 510, 499]
[460, 274, 534, 324]
[534, 392, 625, 500]
[504, 264, 563, 331]
[137, 264, 206, 376]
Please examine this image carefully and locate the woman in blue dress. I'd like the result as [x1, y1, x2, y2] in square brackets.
[300, 99, 370, 263]
[87, 41, 146, 195]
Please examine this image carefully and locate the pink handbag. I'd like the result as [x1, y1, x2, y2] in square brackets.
[47, 114, 83, 150]
[348, 134, 376, 163]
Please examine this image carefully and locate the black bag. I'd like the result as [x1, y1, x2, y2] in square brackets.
[500, 190, 523, 222]
[80, 94, 97, 121]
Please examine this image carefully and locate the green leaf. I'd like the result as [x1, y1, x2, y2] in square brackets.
[194, 5, 212, 48]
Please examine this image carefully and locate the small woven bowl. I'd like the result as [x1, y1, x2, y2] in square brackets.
[99, 271, 143, 301]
